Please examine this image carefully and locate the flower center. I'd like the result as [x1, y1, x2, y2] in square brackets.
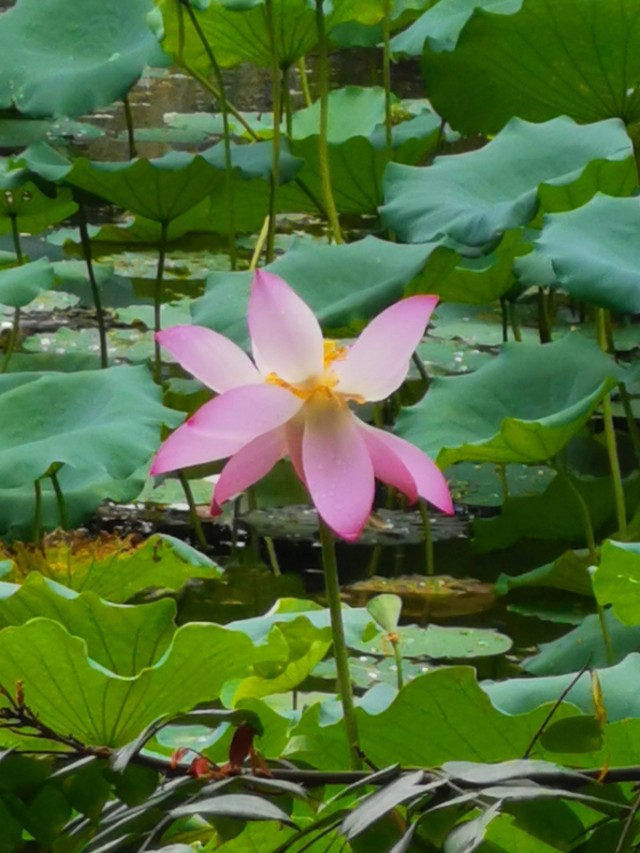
[265, 339, 356, 404]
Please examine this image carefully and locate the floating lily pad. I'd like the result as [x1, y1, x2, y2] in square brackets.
[381, 117, 634, 246]
[421, 0, 640, 134]
[353, 623, 512, 658]
[0, 0, 165, 118]
[532, 195, 640, 313]
[396, 334, 621, 467]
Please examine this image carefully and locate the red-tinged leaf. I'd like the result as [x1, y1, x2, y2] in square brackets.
[170, 748, 189, 769]
[228, 725, 256, 770]
[190, 757, 217, 778]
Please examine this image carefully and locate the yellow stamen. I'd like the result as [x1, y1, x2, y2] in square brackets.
[265, 338, 361, 405]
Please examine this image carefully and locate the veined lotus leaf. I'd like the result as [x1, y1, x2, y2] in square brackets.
[0, 159, 77, 236]
[380, 117, 635, 246]
[279, 88, 442, 214]
[285, 667, 580, 770]
[0, 259, 54, 308]
[495, 549, 593, 598]
[485, 652, 640, 721]
[531, 195, 640, 314]
[594, 540, 640, 626]
[331, 0, 438, 49]
[0, 366, 180, 524]
[24, 140, 301, 232]
[1, 532, 220, 603]
[391, 0, 518, 56]
[0, 573, 177, 676]
[405, 229, 528, 303]
[474, 472, 640, 553]
[192, 235, 453, 345]
[154, 0, 384, 72]
[0, 618, 276, 747]
[395, 334, 621, 467]
[522, 610, 640, 676]
[421, 0, 640, 134]
[0, 0, 165, 118]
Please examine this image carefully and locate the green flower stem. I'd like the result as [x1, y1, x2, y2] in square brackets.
[297, 57, 313, 108]
[264, 536, 281, 576]
[537, 286, 552, 343]
[382, 0, 393, 160]
[318, 519, 360, 768]
[509, 300, 522, 342]
[500, 297, 509, 343]
[411, 351, 430, 387]
[123, 93, 137, 160]
[418, 498, 434, 576]
[1, 214, 24, 373]
[32, 479, 42, 544]
[265, 0, 282, 263]
[183, 3, 238, 270]
[178, 471, 208, 551]
[49, 469, 68, 529]
[282, 66, 293, 138]
[618, 381, 640, 468]
[153, 221, 169, 384]
[596, 308, 627, 538]
[1, 306, 20, 374]
[78, 202, 108, 368]
[555, 453, 613, 664]
[314, 0, 344, 244]
[391, 639, 404, 690]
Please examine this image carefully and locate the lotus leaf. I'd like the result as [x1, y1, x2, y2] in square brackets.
[531, 195, 640, 313]
[0, 0, 165, 118]
[0, 259, 54, 308]
[380, 117, 634, 246]
[155, 0, 384, 72]
[192, 235, 451, 345]
[2, 533, 220, 602]
[0, 366, 179, 536]
[594, 540, 640, 626]
[0, 618, 271, 747]
[391, 0, 518, 56]
[395, 334, 621, 467]
[421, 0, 640, 134]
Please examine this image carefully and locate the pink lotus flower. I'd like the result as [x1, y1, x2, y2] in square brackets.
[151, 270, 453, 541]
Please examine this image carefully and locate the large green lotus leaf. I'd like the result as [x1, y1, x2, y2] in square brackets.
[421, 0, 640, 135]
[485, 652, 640, 721]
[594, 540, 640, 626]
[391, 0, 517, 56]
[407, 228, 527, 303]
[532, 195, 640, 314]
[0, 0, 164, 118]
[0, 181, 77, 236]
[0, 259, 54, 308]
[192, 236, 453, 345]
[495, 549, 593, 598]
[0, 366, 178, 490]
[522, 609, 640, 676]
[474, 472, 640, 553]
[380, 117, 635, 246]
[154, 0, 383, 71]
[0, 466, 144, 541]
[281, 91, 442, 214]
[0, 618, 274, 747]
[286, 667, 579, 770]
[24, 140, 301, 232]
[395, 334, 621, 467]
[0, 573, 177, 676]
[15, 533, 219, 603]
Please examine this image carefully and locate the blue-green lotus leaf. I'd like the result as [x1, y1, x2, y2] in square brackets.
[421, 0, 640, 134]
[380, 117, 635, 246]
[530, 194, 640, 313]
[0, 259, 54, 308]
[0, 0, 165, 118]
[395, 334, 621, 467]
